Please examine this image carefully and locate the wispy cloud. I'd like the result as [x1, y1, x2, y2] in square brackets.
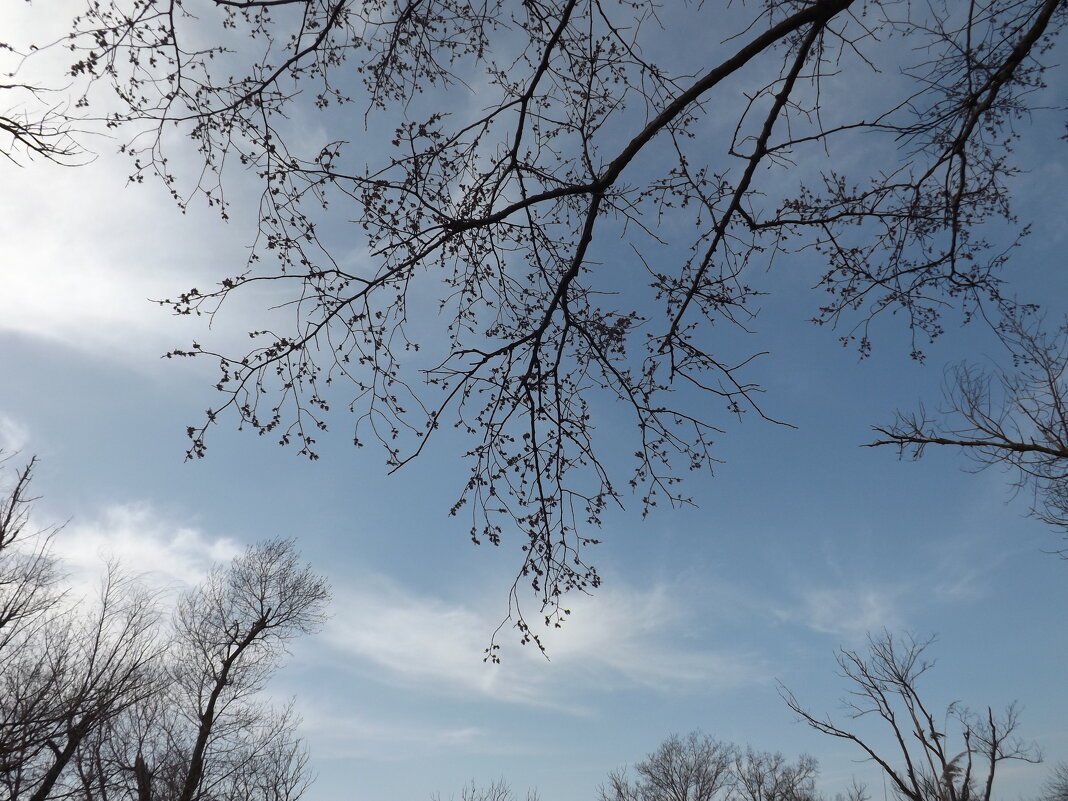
[0, 149, 274, 369]
[323, 573, 769, 708]
[0, 414, 30, 454]
[51, 503, 241, 594]
[298, 708, 494, 761]
[776, 516, 1013, 640]
[778, 584, 908, 639]
[533, 582, 768, 690]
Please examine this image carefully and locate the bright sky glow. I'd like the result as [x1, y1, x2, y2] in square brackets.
[1, 4, 1066, 801]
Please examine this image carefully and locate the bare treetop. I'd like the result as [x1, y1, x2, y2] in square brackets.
[0, 459, 327, 801]
[9, 0, 1065, 647]
[869, 316, 1068, 550]
[782, 633, 1040, 801]
[599, 731, 821, 801]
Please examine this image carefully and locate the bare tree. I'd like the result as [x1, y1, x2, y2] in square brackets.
[150, 538, 328, 801]
[0, 460, 328, 801]
[0, 103, 81, 164]
[732, 748, 820, 801]
[781, 633, 1040, 801]
[0, 454, 71, 792]
[1, 43, 83, 164]
[433, 778, 541, 801]
[0, 455, 63, 651]
[12, 1, 1067, 641]
[1040, 763, 1068, 801]
[20, 567, 164, 801]
[600, 732, 829, 801]
[0, 459, 164, 801]
[869, 317, 1068, 550]
[600, 732, 737, 801]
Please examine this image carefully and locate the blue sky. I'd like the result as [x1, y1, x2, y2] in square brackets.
[2, 4, 1067, 801]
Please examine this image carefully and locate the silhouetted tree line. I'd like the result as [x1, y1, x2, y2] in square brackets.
[0, 454, 329, 801]
[3, 455, 1064, 801]
[450, 632, 1058, 801]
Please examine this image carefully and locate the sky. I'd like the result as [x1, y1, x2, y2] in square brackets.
[1, 4, 1067, 801]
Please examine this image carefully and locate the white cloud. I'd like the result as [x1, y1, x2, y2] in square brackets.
[780, 584, 908, 639]
[51, 503, 241, 595]
[0, 153, 241, 364]
[0, 8, 330, 379]
[0, 8, 225, 364]
[0, 414, 30, 454]
[324, 577, 549, 706]
[532, 583, 767, 690]
[323, 573, 768, 708]
[776, 512, 1020, 641]
[298, 708, 491, 761]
